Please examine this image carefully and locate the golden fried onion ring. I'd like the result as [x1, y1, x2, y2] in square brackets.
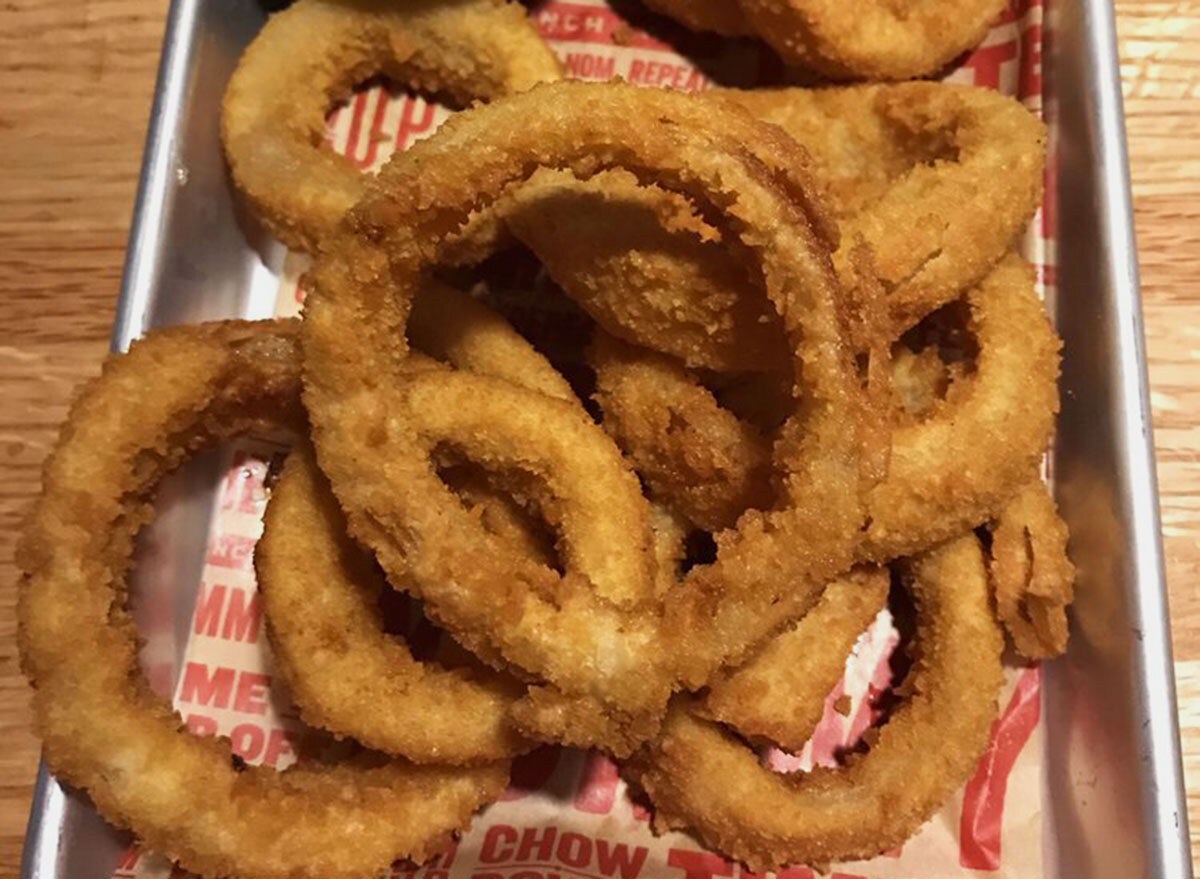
[302, 81, 864, 751]
[502, 83, 1043, 371]
[725, 84, 1046, 332]
[733, 0, 1008, 80]
[628, 533, 1004, 869]
[861, 254, 1061, 560]
[586, 255, 1059, 565]
[259, 280, 628, 762]
[221, 0, 561, 252]
[698, 566, 890, 752]
[17, 321, 507, 879]
[988, 479, 1076, 660]
[258, 445, 533, 763]
[589, 332, 774, 532]
[498, 167, 789, 372]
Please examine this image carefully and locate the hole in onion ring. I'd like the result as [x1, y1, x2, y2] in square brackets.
[435, 453, 565, 575]
[682, 530, 718, 572]
[324, 76, 459, 174]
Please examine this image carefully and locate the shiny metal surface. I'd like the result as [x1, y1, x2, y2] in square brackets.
[19, 0, 1192, 877]
[21, 1, 274, 878]
[112, 0, 279, 353]
[1043, 0, 1192, 877]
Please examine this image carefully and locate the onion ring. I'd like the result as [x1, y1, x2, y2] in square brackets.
[258, 445, 533, 763]
[502, 83, 1043, 371]
[497, 167, 788, 372]
[586, 255, 1058, 563]
[725, 84, 1046, 331]
[301, 81, 864, 751]
[626, 533, 1004, 870]
[415, 281, 689, 601]
[697, 566, 890, 752]
[588, 332, 774, 532]
[221, 0, 561, 252]
[17, 321, 508, 879]
[259, 280, 639, 762]
[861, 254, 1060, 560]
[988, 479, 1076, 660]
[732, 0, 1008, 80]
[408, 279, 577, 403]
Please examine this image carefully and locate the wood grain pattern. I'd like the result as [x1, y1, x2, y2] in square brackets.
[0, 0, 1196, 875]
[1122, 3, 1200, 865]
[0, 2, 165, 876]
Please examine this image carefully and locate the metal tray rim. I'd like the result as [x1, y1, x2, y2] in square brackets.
[1065, 0, 1192, 874]
[18, 0, 1195, 876]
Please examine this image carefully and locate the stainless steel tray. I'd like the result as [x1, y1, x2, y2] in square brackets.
[20, 0, 1194, 877]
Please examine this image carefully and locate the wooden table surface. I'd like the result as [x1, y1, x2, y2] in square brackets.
[0, 0, 1197, 876]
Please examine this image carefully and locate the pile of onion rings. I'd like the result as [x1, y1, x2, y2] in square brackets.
[19, 5, 1075, 876]
[18, 323, 509, 879]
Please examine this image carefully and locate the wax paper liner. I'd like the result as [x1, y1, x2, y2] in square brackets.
[112, 2, 1055, 877]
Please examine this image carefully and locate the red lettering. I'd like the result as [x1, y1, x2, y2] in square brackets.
[185, 713, 218, 737]
[510, 872, 541, 879]
[666, 850, 732, 879]
[597, 840, 649, 879]
[564, 52, 616, 81]
[262, 728, 295, 768]
[206, 533, 257, 570]
[556, 832, 592, 868]
[221, 589, 262, 643]
[637, 60, 698, 90]
[625, 60, 703, 91]
[358, 89, 392, 169]
[193, 584, 226, 637]
[193, 584, 262, 643]
[342, 91, 369, 164]
[178, 662, 234, 709]
[516, 826, 557, 862]
[536, 3, 667, 50]
[230, 723, 264, 761]
[574, 753, 619, 815]
[394, 97, 439, 153]
[480, 825, 519, 863]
